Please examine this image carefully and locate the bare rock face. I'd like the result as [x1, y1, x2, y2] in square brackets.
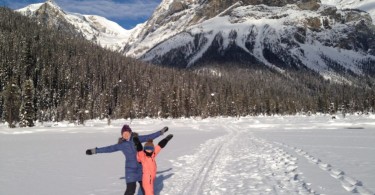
[20, 2, 81, 37]
[169, 0, 187, 15]
[193, 0, 319, 21]
[297, 0, 320, 10]
[242, 0, 298, 6]
[305, 17, 322, 31]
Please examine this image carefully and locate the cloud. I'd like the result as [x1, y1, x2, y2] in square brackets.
[57, 0, 161, 20]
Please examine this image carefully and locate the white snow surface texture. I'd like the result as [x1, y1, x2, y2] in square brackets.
[1, 115, 375, 195]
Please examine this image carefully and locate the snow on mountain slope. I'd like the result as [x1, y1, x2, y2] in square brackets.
[17, 2, 44, 13]
[124, 0, 202, 58]
[66, 14, 134, 51]
[321, 0, 375, 24]
[121, 0, 375, 80]
[15, 0, 375, 79]
[17, 0, 135, 51]
[132, 1, 375, 79]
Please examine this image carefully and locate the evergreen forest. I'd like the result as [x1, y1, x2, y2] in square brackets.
[1, 7, 374, 127]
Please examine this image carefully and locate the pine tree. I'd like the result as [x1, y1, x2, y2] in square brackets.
[3, 81, 21, 128]
[21, 39, 35, 78]
[0, 96, 3, 123]
[19, 79, 35, 127]
[329, 102, 336, 118]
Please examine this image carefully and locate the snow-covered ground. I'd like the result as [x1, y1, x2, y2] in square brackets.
[1, 115, 375, 195]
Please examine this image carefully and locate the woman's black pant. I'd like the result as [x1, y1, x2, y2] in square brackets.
[124, 181, 144, 195]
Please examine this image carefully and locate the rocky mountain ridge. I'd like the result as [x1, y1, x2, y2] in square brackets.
[124, 0, 375, 80]
[15, 0, 375, 80]
[16, 0, 138, 51]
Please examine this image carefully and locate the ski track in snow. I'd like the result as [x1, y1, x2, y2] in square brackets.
[274, 142, 375, 195]
[162, 122, 320, 195]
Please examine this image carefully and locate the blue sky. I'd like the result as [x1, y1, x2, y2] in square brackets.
[0, 0, 161, 29]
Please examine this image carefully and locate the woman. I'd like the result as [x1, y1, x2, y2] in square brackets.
[85, 124, 168, 195]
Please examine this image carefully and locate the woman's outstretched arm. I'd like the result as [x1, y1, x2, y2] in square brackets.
[138, 127, 169, 142]
[86, 144, 121, 155]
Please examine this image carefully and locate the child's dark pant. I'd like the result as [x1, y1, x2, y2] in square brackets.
[124, 181, 144, 195]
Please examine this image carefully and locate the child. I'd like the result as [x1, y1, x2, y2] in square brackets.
[133, 134, 173, 195]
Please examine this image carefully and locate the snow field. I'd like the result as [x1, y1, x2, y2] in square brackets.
[164, 122, 317, 195]
[276, 142, 374, 195]
[1, 115, 375, 195]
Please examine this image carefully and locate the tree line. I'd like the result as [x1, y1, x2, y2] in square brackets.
[1, 7, 374, 127]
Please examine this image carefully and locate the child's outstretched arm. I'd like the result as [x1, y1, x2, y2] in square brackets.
[133, 136, 143, 152]
[153, 134, 173, 156]
[158, 134, 173, 148]
[133, 136, 146, 162]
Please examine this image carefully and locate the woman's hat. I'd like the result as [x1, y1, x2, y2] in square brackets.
[121, 124, 132, 134]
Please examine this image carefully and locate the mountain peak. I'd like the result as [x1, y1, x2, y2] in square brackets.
[16, 1, 135, 52]
[43, 0, 63, 12]
[46, 0, 57, 5]
[17, 0, 63, 16]
[45, 0, 62, 10]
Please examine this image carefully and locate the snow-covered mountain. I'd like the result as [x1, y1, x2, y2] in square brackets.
[124, 0, 375, 79]
[16, 0, 137, 51]
[16, 0, 375, 79]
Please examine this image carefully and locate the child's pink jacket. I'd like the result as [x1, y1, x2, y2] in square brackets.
[137, 145, 161, 195]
